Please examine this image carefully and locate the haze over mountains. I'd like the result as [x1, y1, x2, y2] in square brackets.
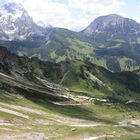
[0, 2, 140, 73]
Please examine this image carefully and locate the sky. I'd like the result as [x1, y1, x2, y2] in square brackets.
[0, 0, 140, 31]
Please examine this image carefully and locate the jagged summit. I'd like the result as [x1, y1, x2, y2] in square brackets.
[0, 2, 49, 41]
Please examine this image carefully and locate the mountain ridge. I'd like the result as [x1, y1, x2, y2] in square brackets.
[1, 3, 140, 41]
[0, 2, 140, 72]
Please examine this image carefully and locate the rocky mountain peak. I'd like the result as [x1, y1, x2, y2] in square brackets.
[0, 2, 47, 41]
[83, 14, 140, 36]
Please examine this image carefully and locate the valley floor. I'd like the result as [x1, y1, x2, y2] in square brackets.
[0, 91, 140, 140]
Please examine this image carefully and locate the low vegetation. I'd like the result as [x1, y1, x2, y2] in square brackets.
[0, 47, 139, 139]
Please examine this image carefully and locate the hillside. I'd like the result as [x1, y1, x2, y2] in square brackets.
[0, 47, 140, 139]
[0, 47, 140, 101]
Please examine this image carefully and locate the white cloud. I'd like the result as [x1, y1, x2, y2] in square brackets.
[5, 0, 125, 30]
[69, 0, 125, 15]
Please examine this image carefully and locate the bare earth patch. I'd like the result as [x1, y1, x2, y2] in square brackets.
[0, 102, 47, 115]
[118, 119, 140, 127]
[0, 132, 46, 140]
[84, 134, 115, 140]
[0, 107, 29, 119]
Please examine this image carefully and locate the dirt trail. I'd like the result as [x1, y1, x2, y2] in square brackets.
[0, 132, 46, 140]
[118, 119, 140, 127]
[0, 72, 14, 79]
[55, 117, 103, 128]
[52, 101, 89, 106]
[0, 123, 14, 126]
[0, 102, 102, 128]
[0, 102, 47, 115]
[0, 107, 29, 119]
[70, 124, 100, 127]
[84, 134, 115, 140]
[59, 71, 70, 84]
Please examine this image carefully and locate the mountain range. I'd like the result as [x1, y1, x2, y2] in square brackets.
[0, 2, 140, 72]
[0, 3, 140, 139]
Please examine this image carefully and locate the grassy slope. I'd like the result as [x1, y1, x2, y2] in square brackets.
[44, 60, 140, 101]
[0, 47, 140, 102]
[0, 48, 140, 139]
[0, 87, 140, 139]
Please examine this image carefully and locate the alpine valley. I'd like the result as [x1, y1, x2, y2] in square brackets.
[0, 2, 140, 140]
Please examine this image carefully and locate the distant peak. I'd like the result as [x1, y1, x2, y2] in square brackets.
[0, 2, 44, 41]
[105, 14, 122, 17]
[93, 14, 124, 22]
[89, 13, 134, 26]
[83, 13, 140, 36]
